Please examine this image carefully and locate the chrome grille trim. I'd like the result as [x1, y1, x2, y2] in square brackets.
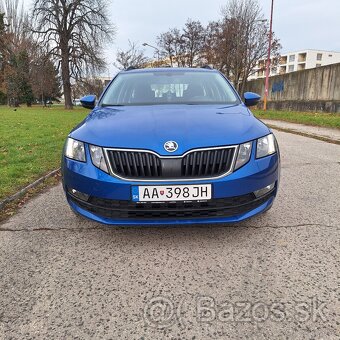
[103, 145, 238, 182]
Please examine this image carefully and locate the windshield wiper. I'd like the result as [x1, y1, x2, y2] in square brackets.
[217, 103, 239, 109]
[101, 104, 125, 107]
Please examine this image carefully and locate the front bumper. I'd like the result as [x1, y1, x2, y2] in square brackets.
[61, 144, 280, 225]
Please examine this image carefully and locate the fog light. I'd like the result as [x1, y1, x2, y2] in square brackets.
[253, 183, 275, 198]
[68, 188, 90, 201]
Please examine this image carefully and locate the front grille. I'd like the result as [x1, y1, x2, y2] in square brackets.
[106, 150, 162, 177]
[105, 147, 236, 180]
[182, 148, 235, 177]
[69, 190, 274, 220]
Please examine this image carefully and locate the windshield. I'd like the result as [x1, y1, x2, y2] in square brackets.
[100, 70, 240, 106]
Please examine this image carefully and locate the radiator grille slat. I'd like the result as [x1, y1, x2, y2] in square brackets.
[105, 147, 236, 180]
[145, 153, 151, 176]
[124, 152, 131, 176]
[212, 150, 218, 173]
[197, 152, 204, 176]
[137, 153, 145, 177]
[218, 149, 225, 173]
[116, 152, 124, 174]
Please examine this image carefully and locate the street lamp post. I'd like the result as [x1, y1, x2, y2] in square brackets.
[263, 0, 274, 111]
[142, 42, 160, 61]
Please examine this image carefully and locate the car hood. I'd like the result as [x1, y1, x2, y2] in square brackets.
[70, 104, 270, 156]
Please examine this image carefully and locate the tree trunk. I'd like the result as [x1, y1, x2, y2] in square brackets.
[240, 72, 248, 97]
[61, 46, 73, 109]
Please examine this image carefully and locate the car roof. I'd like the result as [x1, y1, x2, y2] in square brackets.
[120, 67, 218, 74]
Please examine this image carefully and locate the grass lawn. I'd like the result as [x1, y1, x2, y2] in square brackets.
[253, 110, 340, 129]
[0, 105, 88, 200]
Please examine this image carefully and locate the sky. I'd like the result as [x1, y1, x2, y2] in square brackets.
[25, 0, 340, 76]
[105, 0, 340, 75]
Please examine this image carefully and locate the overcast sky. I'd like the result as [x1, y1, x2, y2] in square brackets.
[103, 0, 340, 75]
[25, 0, 340, 76]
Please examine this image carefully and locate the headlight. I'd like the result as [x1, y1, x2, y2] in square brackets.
[89, 145, 109, 173]
[256, 134, 276, 158]
[64, 137, 86, 162]
[234, 141, 252, 170]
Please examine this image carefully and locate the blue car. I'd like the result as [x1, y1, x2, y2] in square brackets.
[61, 67, 280, 225]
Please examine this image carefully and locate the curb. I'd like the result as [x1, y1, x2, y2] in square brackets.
[267, 124, 340, 145]
[0, 168, 61, 210]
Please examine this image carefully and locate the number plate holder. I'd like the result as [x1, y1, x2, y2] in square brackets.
[131, 184, 212, 202]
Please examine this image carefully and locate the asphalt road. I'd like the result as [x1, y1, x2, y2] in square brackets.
[0, 130, 339, 339]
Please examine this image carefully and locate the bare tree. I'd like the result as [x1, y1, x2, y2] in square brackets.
[72, 77, 105, 99]
[204, 21, 230, 72]
[32, 0, 115, 109]
[181, 19, 205, 67]
[157, 30, 176, 66]
[0, 8, 8, 102]
[157, 20, 205, 68]
[170, 28, 186, 67]
[1, 0, 31, 48]
[30, 49, 61, 103]
[204, 0, 280, 93]
[115, 41, 150, 70]
[0, 0, 36, 106]
[0, 0, 60, 106]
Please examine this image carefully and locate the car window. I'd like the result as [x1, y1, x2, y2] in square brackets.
[100, 71, 240, 106]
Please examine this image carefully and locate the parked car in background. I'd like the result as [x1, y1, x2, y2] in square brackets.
[62, 67, 280, 225]
[72, 99, 82, 106]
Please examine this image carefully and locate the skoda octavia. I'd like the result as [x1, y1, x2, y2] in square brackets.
[61, 67, 280, 225]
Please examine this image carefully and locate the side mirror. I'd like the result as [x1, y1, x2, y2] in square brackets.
[244, 92, 261, 107]
[80, 95, 96, 109]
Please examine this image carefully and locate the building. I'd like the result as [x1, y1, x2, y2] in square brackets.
[248, 49, 340, 80]
[97, 76, 112, 87]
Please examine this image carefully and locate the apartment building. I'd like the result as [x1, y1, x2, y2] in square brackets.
[249, 49, 340, 80]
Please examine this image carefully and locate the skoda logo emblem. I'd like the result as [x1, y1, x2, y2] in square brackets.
[164, 141, 178, 153]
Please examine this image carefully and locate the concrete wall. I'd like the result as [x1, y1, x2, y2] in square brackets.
[245, 62, 340, 112]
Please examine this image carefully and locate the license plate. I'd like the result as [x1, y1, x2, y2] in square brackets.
[132, 184, 212, 202]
